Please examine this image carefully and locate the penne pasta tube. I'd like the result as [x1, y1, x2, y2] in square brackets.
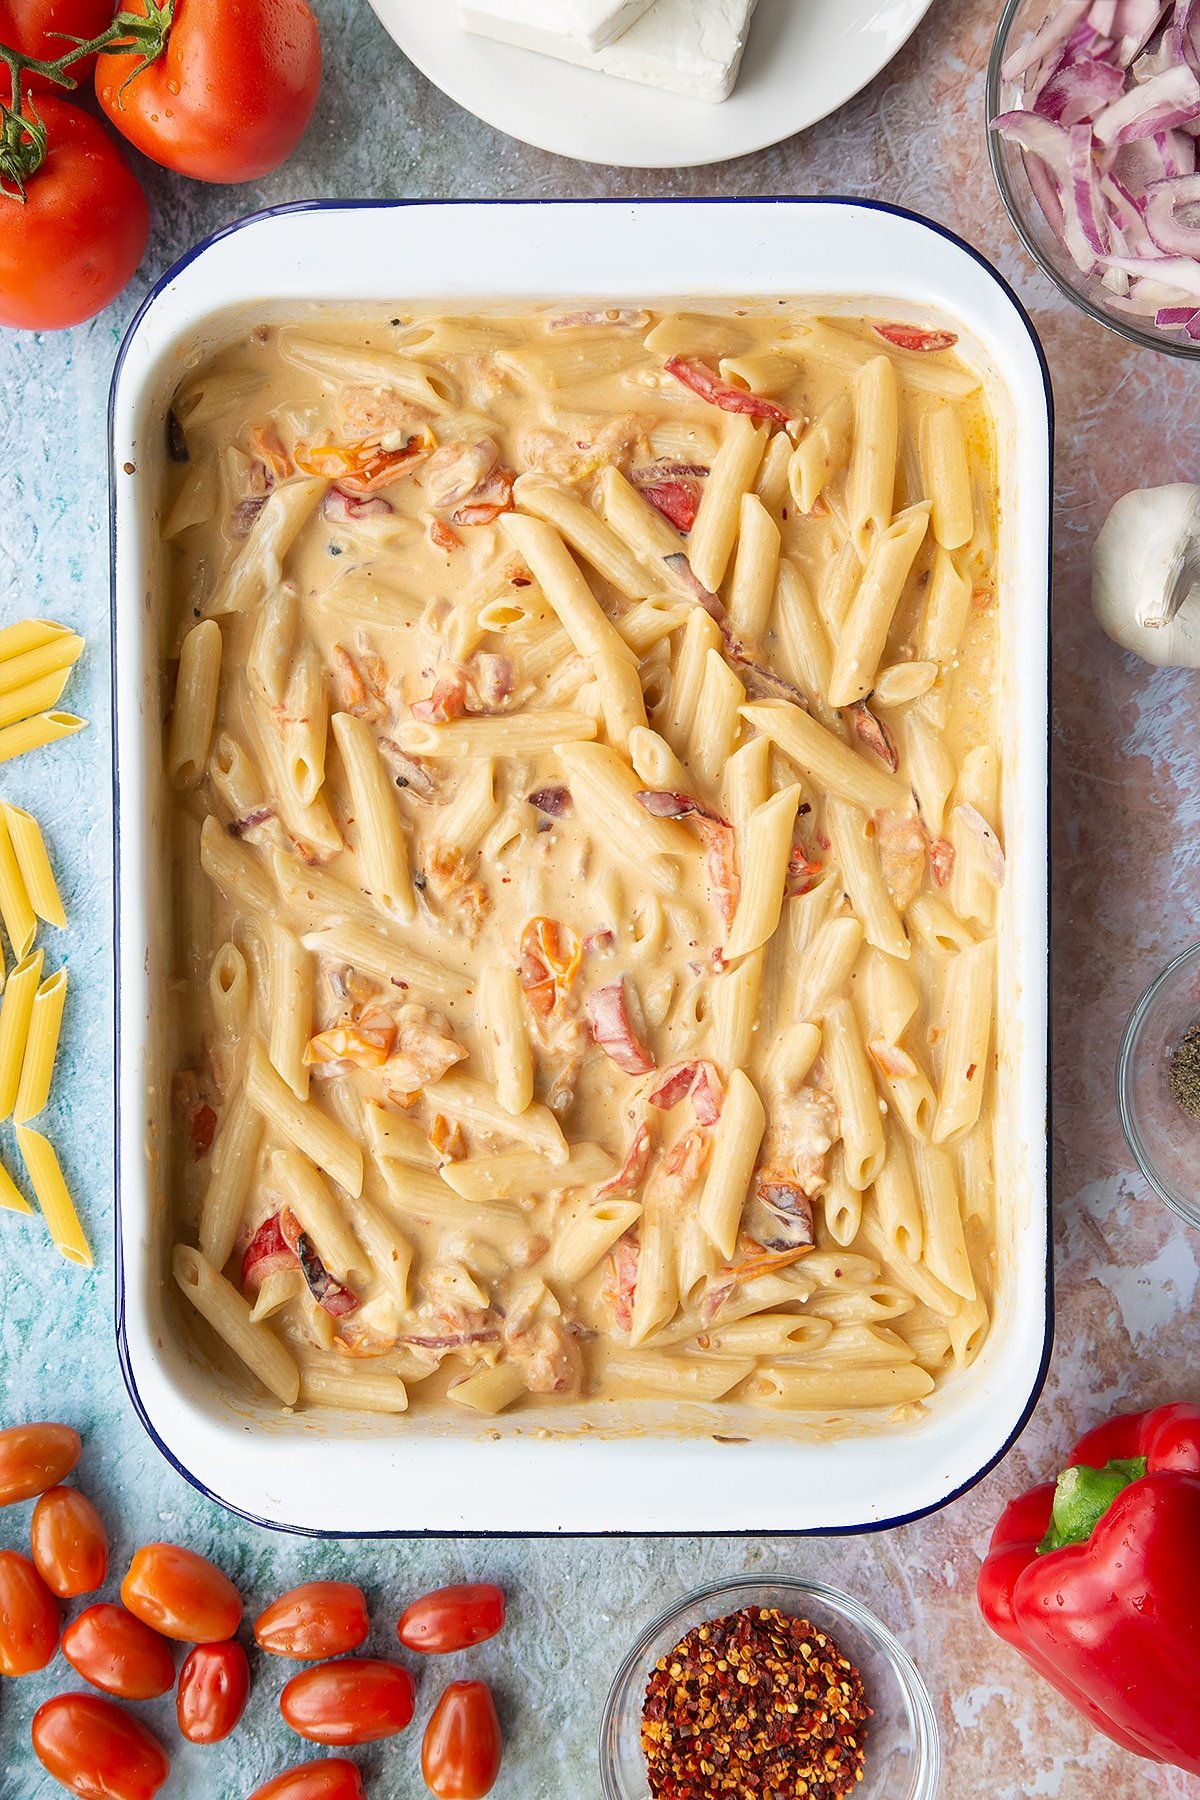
[761, 1021, 822, 1096]
[828, 503, 930, 707]
[17, 1126, 92, 1268]
[1, 804, 65, 930]
[820, 1144, 862, 1247]
[248, 1267, 303, 1324]
[396, 712, 597, 758]
[477, 964, 534, 1117]
[699, 1068, 766, 1258]
[267, 922, 312, 1101]
[722, 736, 771, 838]
[440, 1142, 615, 1203]
[0, 1157, 32, 1215]
[853, 943, 920, 1044]
[823, 999, 885, 1191]
[688, 415, 767, 594]
[13, 967, 67, 1124]
[910, 1140, 976, 1301]
[173, 1245, 299, 1405]
[597, 466, 691, 589]
[920, 402, 973, 550]
[318, 570, 424, 629]
[434, 760, 497, 856]
[269, 1145, 366, 1285]
[0, 671, 70, 733]
[282, 336, 457, 407]
[788, 390, 853, 514]
[741, 700, 907, 812]
[0, 949, 43, 1119]
[725, 785, 801, 962]
[447, 1360, 527, 1416]
[246, 1039, 364, 1198]
[300, 1367, 409, 1414]
[698, 1312, 834, 1358]
[774, 560, 837, 724]
[0, 632, 84, 697]
[918, 547, 972, 667]
[0, 620, 77, 664]
[247, 584, 298, 708]
[629, 1183, 680, 1347]
[949, 745, 1002, 931]
[710, 949, 764, 1075]
[199, 1090, 264, 1269]
[425, 1072, 569, 1165]
[362, 1100, 441, 1169]
[870, 1117, 924, 1261]
[933, 938, 995, 1145]
[629, 726, 693, 797]
[513, 474, 654, 600]
[726, 493, 781, 642]
[602, 1351, 755, 1403]
[794, 917, 865, 1023]
[302, 924, 462, 1007]
[808, 1281, 915, 1326]
[555, 742, 696, 875]
[551, 1199, 642, 1286]
[206, 478, 326, 616]
[684, 648, 743, 790]
[847, 355, 898, 556]
[591, 646, 649, 753]
[349, 1196, 413, 1310]
[907, 893, 977, 956]
[0, 712, 86, 765]
[0, 808, 36, 959]
[785, 320, 980, 396]
[816, 538, 864, 641]
[281, 641, 329, 806]
[501, 514, 638, 669]
[200, 815, 275, 917]
[658, 605, 722, 754]
[615, 600, 692, 657]
[826, 797, 910, 960]
[747, 1363, 935, 1410]
[331, 712, 416, 923]
[753, 428, 793, 513]
[902, 709, 955, 838]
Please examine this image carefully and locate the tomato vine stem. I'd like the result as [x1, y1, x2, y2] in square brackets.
[0, 0, 174, 199]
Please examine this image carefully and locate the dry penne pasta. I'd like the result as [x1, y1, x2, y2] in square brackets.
[18, 1126, 92, 1267]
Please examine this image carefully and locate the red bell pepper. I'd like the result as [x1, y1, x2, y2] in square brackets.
[977, 1403, 1200, 1773]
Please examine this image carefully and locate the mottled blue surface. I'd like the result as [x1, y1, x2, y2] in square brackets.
[4, 2, 1197, 1796]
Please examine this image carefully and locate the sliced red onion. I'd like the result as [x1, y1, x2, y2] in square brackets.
[1143, 170, 1200, 247]
[1002, 0, 1093, 84]
[1173, 0, 1200, 68]
[1103, 248, 1200, 288]
[1109, 0, 1171, 64]
[1035, 56, 1127, 118]
[1092, 60, 1200, 142]
[1070, 119, 1113, 251]
[1154, 301, 1200, 317]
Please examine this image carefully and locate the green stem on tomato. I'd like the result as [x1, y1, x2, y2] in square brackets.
[0, 0, 174, 198]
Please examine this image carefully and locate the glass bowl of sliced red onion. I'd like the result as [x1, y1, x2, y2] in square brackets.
[988, 0, 1200, 353]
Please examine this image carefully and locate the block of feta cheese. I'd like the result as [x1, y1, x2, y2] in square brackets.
[461, 0, 760, 105]
[459, 0, 658, 57]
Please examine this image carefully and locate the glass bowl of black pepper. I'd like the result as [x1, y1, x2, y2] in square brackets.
[599, 1576, 940, 1800]
[1118, 941, 1200, 1228]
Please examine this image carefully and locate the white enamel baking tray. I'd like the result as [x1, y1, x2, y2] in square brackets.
[111, 199, 1052, 1537]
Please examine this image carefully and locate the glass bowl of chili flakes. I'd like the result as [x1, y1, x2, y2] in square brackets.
[599, 1576, 939, 1800]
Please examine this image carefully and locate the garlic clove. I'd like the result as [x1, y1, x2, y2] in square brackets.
[1093, 483, 1200, 667]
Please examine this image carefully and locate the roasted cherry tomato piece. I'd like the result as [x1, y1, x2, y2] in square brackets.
[32, 1693, 170, 1800]
[397, 1584, 505, 1655]
[255, 1581, 369, 1660]
[177, 1639, 251, 1744]
[247, 1759, 366, 1800]
[0, 97, 148, 332]
[0, 1549, 59, 1674]
[32, 1487, 109, 1598]
[96, 0, 321, 184]
[62, 1603, 176, 1700]
[121, 1543, 243, 1643]
[0, 0, 117, 91]
[280, 1658, 415, 1745]
[0, 1422, 81, 1505]
[422, 1681, 503, 1800]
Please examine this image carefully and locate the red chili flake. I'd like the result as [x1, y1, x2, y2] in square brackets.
[641, 1606, 871, 1800]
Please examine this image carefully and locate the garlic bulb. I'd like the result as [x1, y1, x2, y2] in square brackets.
[1092, 484, 1200, 666]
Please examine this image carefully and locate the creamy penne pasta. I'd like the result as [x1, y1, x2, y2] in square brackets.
[161, 302, 1001, 1423]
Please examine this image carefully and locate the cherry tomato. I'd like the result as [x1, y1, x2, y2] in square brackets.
[0, 97, 148, 331]
[121, 1543, 243, 1644]
[397, 1584, 505, 1655]
[62, 1604, 176, 1700]
[255, 1582, 369, 1660]
[96, 0, 321, 184]
[0, 1549, 59, 1675]
[280, 1659, 415, 1746]
[177, 1639, 251, 1744]
[31, 1486, 109, 1598]
[32, 1693, 170, 1800]
[421, 1682, 503, 1800]
[0, 0, 117, 92]
[0, 1421, 81, 1505]
[247, 1760, 366, 1800]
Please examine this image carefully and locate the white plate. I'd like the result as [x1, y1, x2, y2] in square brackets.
[112, 198, 1051, 1537]
[366, 0, 937, 169]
